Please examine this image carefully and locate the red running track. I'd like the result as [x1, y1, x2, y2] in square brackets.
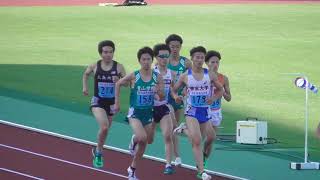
[0, 123, 234, 180]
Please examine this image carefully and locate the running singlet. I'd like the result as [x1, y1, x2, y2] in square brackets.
[153, 66, 172, 106]
[94, 60, 118, 102]
[210, 73, 225, 110]
[130, 70, 158, 109]
[167, 56, 187, 93]
[186, 68, 211, 107]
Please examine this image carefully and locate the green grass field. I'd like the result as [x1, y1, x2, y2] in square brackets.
[1, 4, 320, 158]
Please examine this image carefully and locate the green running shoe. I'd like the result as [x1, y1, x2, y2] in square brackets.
[92, 148, 104, 168]
[197, 171, 203, 179]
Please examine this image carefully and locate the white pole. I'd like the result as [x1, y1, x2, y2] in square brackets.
[304, 76, 309, 163]
[283, 73, 319, 170]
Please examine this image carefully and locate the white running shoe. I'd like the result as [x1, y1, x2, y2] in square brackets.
[173, 123, 187, 134]
[173, 157, 182, 166]
[202, 172, 212, 180]
[127, 166, 139, 180]
[129, 135, 137, 156]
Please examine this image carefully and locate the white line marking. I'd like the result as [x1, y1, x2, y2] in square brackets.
[0, 119, 248, 180]
[0, 168, 45, 180]
[0, 144, 127, 179]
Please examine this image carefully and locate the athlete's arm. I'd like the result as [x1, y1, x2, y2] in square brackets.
[223, 75, 231, 102]
[207, 72, 223, 105]
[117, 63, 126, 78]
[116, 63, 129, 86]
[169, 72, 176, 99]
[114, 73, 134, 113]
[185, 58, 192, 69]
[82, 63, 96, 96]
[183, 59, 191, 97]
[155, 75, 165, 101]
[172, 72, 187, 104]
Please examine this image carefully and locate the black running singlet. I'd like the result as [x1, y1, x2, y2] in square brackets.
[94, 60, 118, 104]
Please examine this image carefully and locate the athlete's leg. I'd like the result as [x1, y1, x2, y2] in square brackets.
[159, 114, 174, 166]
[185, 116, 204, 172]
[168, 105, 178, 155]
[145, 122, 156, 146]
[174, 108, 182, 125]
[91, 107, 111, 168]
[172, 107, 182, 164]
[129, 118, 148, 169]
[204, 109, 221, 158]
[92, 107, 111, 153]
[147, 122, 156, 145]
[201, 122, 215, 166]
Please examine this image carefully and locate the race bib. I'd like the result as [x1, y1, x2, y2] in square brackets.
[191, 95, 207, 106]
[136, 86, 155, 107]
[98, 82, 115, 98]
[211, 98, 221, 109]
[137, 95, 153, 106]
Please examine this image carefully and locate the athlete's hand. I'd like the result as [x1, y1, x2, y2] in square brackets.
[154, 94, 160, 101]
[206, 96, 215, 105]
[112, 76, 120, 83]
[174, 95, 183, 104]
[82, 88, 89, 96]
[114, 102, 120, 113]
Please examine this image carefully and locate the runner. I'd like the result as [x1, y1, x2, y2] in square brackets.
[82, 40, 126, 168]
[114, 46, 165, 180]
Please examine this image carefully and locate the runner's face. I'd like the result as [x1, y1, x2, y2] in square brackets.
[206, 56, 220, 72]
[191, 52, 205, 68]
[100, 46, 114, 62]
[139, 53, 153, 70]
[156, 50, 170, 67]
[168, 41, 181, 57]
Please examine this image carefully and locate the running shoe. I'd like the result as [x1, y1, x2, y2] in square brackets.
[197, 172, 211, 180]
[173, 157, 182, 166]
[92, 147, 104, 168]
[127, 166, 139, 180]
[163, 164, 175, 175]
[173, 123, 187, 134]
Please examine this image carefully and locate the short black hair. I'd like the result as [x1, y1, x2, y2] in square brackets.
[98, 40, 115, 54]
[153, 43, 171, 57]
[137, 46, 154, 61]
[165, 34, 183, 45]
[205, 50, 221, 62]
[190, 46, 207, 56]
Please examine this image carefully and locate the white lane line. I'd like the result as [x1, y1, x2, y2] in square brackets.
[0, 144, 127, 179]
[0, 119, 248, 180]
[0, 168, 45, 180]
